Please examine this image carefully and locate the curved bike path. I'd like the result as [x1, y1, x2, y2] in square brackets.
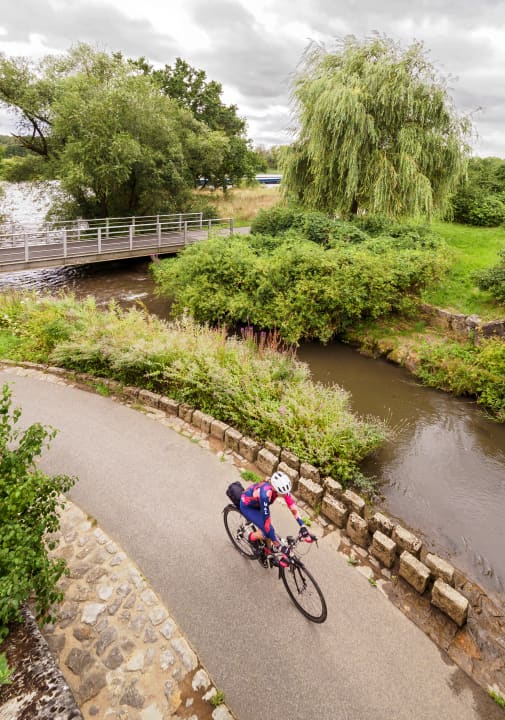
[2, 367, 502, 720]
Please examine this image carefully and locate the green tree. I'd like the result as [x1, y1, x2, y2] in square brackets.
[450, 157, 505, 226]
[0, 45, 238, 217]
[282, 36, 471, 219]
[254, 145, 284, 172]
[148, 57, 260, 190]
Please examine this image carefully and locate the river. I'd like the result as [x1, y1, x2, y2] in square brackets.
[1, 183, 504, 602]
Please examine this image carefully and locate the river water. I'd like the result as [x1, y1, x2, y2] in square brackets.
[1, 183, 504, 602]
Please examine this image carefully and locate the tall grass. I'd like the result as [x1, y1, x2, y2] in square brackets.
[0, 293, 386, 484]
[193, 185, 281, 224]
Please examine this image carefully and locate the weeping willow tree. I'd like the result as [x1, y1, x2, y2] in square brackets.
[282, 36, 472, 219]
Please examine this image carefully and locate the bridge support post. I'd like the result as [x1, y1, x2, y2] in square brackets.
[157, 223, 161, 247]
[105, 218, 109, 240]
[229, 218, 234, 235]
[199, 212, 203, 229]
[63, 229, 67, 258]
[184, 221, 187, 244]
[129, 225, 133, 250]
[208, 219, 212, 238]
[24, 233, 29, 262]
[97, 227, 102, 254]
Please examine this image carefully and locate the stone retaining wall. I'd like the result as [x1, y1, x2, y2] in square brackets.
[2, 360, 505, 706]
[420, 303, 505, 342]
[0, 608, 83, 720]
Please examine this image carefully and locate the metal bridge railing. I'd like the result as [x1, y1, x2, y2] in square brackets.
[0, 214, 235, 267]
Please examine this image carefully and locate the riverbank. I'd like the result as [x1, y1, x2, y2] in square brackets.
[343, 306, 505, 422]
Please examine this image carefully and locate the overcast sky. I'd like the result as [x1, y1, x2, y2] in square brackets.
[1, 0, 504, 156]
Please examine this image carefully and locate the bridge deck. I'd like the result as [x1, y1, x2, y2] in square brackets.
[0, 214, 232, 273]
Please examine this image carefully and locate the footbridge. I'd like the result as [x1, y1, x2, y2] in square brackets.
[0, 212, 234, 273]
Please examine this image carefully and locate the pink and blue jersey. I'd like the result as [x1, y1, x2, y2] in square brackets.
[240, 481, 304, 541]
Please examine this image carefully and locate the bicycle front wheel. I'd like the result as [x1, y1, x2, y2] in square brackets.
[223, 505, 257, 559]
[281, 561, 327, 623]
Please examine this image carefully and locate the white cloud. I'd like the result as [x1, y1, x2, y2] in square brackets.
[0, 0, 504, 154]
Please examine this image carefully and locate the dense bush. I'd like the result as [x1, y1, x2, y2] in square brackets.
[474, 248, 505, 304]
[452, 192, 505, 227]
[0, 384, 75, 639]
[0, 294, 386, 484]
[152, 231, 448, 344]
[416, 337, 505, 421]
[449, 157, 505, 227]
[250, 205, 301, 235]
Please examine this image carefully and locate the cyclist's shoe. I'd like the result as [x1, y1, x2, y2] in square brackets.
[265, 547, 289, 568]
[248, 532, 264, 552]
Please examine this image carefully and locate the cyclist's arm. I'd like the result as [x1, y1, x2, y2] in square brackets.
[260, 484, 277, 541]
[284, 494, 305, 526]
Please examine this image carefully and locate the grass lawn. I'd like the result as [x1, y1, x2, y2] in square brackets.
[421, 221, 505, 319]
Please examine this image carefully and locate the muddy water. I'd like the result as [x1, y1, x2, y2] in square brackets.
[298, 343, 505, 601]
[1, 184, 504, 601]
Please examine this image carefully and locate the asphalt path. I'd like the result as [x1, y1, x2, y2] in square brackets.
[2, 369, 502, 720]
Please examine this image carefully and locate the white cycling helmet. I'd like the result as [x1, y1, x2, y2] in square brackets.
[270, 470, 292, 495]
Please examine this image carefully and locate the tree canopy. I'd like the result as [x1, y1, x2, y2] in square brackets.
[136, 56, 260, 191]
[0, 45, 257, 218]
[282, 36, 471, 219]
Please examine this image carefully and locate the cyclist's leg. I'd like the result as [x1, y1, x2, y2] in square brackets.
[239, 502, 267, 543]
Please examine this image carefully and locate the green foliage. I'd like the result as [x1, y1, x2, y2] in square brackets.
[0, 652, 12, 685]
[254, 145, 284, 172]
[453, 193, 505, 227]
[250, 205, 301, 235]
[0, 384, 75, 638]
[416, 337, 505, 421]
[450, 157, 505, 227]
[210, 690, 225, 707]
[474, 249, 505, 304]
[137, 56, 259, 191]
[488, 688, 505, 709]
[240, 470, 262, 484]
[152, 227, 448, 345]
[0, 294, 387, 484]
[282, 36, 470, 219]
[0, 45, 255, 218]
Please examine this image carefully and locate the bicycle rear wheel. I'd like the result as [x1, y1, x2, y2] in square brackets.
[223, 505, 257, 559]
[281, 561, 327, 623]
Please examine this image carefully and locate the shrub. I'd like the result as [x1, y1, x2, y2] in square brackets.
[298, 211, 334, 244]
[0, 384, 75, 640]
[474, 248, 505, 304]
[152, 231, 448, 344]
[0, 295, 387, 483]
[452, 192, 505, 227]
[352, 214, 392, 236]
[416, 337, 505, 421]
[330, 221, 369, 244]
[250, 205, 301, 235]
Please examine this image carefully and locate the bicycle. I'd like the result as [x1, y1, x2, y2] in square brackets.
[223, 503, 328, 623]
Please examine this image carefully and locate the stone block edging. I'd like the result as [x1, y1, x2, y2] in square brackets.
[420, 303, 505, 342]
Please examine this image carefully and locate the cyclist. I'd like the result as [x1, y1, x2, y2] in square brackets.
[240, 470, 311, 567]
